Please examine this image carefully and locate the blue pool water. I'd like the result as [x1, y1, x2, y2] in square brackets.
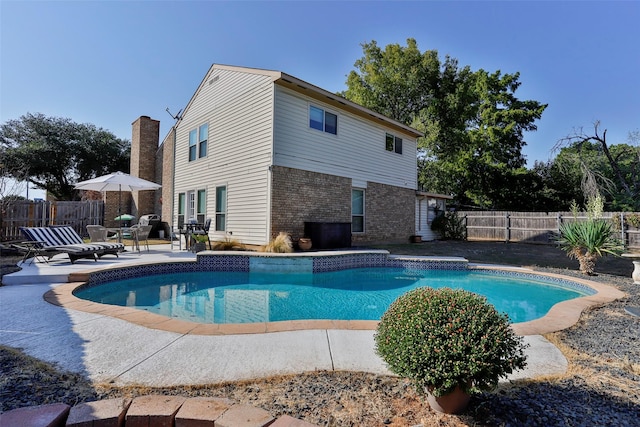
[74, 268, 590, 324]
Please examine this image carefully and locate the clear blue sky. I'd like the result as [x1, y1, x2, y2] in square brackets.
[2, 0, 639, 177]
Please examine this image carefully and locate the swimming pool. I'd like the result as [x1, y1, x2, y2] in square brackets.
[74, 267, 591, 324]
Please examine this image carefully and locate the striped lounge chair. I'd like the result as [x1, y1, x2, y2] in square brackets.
[19, 227, 104, 264]
[51, 226, 124, 257]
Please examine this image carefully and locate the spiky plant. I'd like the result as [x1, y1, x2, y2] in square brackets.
[261, 232, 293, 253]
[556, 219, 623, 275]
[556, 195, 623, 275]
[210, 235, 245, 250]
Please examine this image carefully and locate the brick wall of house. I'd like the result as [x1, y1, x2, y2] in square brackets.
[270, 166, 415, 244]
[354, 181, 415, 245]
[130, 116, 160, 219]
[104, 192, 132, 228]
[270, 166, 351, 240]
[158, 127, 175, 227]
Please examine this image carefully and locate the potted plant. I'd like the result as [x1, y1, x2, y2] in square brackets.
[375, 287, 528, 414]
[298, 237, 312, 251]
[192, 234, 209, 253]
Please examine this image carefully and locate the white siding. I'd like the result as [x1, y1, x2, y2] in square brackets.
[273, 86, 417, 189]
[415, 198, 438, 241]
[174, 68, 274, 245]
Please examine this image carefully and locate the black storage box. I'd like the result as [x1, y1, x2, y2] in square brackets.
[304, 222, 352, 250]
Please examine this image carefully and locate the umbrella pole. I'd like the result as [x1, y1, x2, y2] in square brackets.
[118, 184, 122, 244]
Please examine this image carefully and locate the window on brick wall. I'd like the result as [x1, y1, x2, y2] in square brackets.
[385, 133, 403, 154]
[352, 188, 364, 233]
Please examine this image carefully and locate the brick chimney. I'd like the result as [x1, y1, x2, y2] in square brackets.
[130, 116, 160, 218]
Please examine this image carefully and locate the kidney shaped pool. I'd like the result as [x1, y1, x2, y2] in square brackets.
[74, 267, 592, 324]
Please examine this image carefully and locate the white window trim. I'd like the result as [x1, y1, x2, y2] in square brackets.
[352, 188, 365, 234]
[385, 132, 403, 155]
[308, 103, 339, 136]
[214, 184, 228, 233]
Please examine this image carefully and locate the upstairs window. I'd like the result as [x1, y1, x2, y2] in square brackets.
[189, 123, 209, 161]
[198, 124, 208, 158]
[310, 105, 337, 135]
[188, 130, 197, 161]
[385, 133, 402, 154]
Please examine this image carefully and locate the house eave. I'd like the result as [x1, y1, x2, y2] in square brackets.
[416, 191, 453, 200]
[170, 63, 424, 140]
[274, 73, 423, 139]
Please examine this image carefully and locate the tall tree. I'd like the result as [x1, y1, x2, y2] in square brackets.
[342, 39, 547, 209]
[0, 113, 130, 200]
[554, 122, 640, 210]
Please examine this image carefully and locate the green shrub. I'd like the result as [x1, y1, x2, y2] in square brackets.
[375, 287, 527, 397]
[431, 211, 466, 240]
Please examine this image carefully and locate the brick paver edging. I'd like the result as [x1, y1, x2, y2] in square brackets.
[0, 395, 319, 427]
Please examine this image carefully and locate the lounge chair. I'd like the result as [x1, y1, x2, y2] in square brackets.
[52, 226, 124, 257]
[19, 227, 104, 264]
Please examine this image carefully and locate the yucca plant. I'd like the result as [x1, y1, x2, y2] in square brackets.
[556, 219, 623, 275]
[556, 195, 623, 275]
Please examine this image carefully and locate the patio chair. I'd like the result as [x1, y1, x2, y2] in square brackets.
[19, 227, 103, 264]
[190, 218, 212, 250]
[86, 225, 108, 242]
[130, 224, 152, 252]
[52, 226, 124, 256]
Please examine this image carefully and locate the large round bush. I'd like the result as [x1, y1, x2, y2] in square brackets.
[375, 287, 527, 397]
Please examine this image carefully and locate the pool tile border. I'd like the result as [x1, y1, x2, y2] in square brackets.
[48, 251, 626, 336]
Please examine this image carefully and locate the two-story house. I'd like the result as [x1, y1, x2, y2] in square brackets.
[152, 64, 447, 247]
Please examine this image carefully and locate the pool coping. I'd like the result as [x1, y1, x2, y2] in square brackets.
[42, 251, 627, 337]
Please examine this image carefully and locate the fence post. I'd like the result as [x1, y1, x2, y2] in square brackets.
[505, 212, 510, 243]
[464, 214, 468, 240]
[621, 212, 626, 248]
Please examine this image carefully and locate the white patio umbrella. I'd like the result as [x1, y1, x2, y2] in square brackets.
[75, 171, 161, 240]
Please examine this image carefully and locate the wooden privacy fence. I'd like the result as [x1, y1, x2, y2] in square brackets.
[458, 211, 640, 249]
[1, 200, 104, 241]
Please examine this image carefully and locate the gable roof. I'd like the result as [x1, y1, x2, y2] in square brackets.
[180, 64, 424, 139]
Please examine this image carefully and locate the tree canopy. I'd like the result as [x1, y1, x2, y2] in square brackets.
[0, 113, 130, 200]
[342, 38, 547, 209]
[552, 122, 640, 210]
